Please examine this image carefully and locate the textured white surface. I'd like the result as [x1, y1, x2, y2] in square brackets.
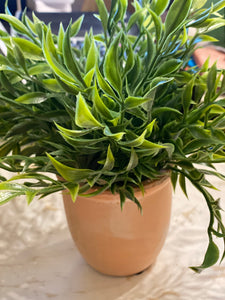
[0, 165, 225, 300]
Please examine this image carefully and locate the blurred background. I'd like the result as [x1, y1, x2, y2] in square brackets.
[0, 1, 224, 47]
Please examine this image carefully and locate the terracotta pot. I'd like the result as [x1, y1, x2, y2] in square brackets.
[62, 176, 172, 276]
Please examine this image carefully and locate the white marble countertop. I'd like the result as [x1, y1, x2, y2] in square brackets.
[0, 165, 225, 300]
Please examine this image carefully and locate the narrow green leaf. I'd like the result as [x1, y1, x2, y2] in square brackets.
[0, 29, 8, 37]
[65, 183, 79, 203]
[182, 79, 194, 116]
[0, 182, 30, 191]
[0, 191, 24, 205]
[127, 8, 146, 31]
[96, 0, 108, 41]
[0, 55, 11, 70]
[60, 132, 106, 147]
[190, 240, 220, 273]
[126, 148, 139, 171]
[179, 173, 188, 198]
[55, 76, 82, 95]
[71, 15, 84, 37]
[187, 7, 212, 28]
[145, 119, 156, 136]
[119, 129, 165, 150]
[84, 68, 95, 87]
[1, 37, 43, 60]
[103, 33, 122, 94]
[46, 26, 58, 60]
[28, 63, 51, 75]
[181, 26, 188, 46]
[13, 43, 27, 73]
[146, 77, 173, 96]
[0, 14, 32, 38]
[171, 170, 178, 191]
[183, 139, 220, 154]
[34, 21, 44, 41]
[151, 0, 170, 15]
[164, 143, 175, 158]
[24, 15, 37, 36]
[123, 42, 134, 76]
[196, 19, 225, 33]
[80, 183, 111, 197]
[46, 153, 97, 182]
[201, 57, 210, 73]
[145, 29, 156, 66]
[141, 140, 166, 150]
[42, 79, 63, 92]
[13, 38, 42, 60]
[188, 126, 211, 139]
[0, 71, 16, 96]
[96, 64, 117, 99]
[93, 83, 114, 119]
[6, 173, 59, 184]
[119, 189, 126, 210]
[198, 34, 218, 43]
[103, 145, 115, 171]
[127, 54, 142, 90]
[165, 0, 192, 36]
[119, 0, 128, 20]
[148, 9, 163, 43]
[207, 62, 217, 98]
[83, 31, 91, 57]
[108, 0, 127, 29]
[103, 126, 125, 141]
[192, 0, 207, 10]
[155, 59, 182, 77]
[63, 25, 86, 87]
[124, 96, 153, 109]
[26, 190, 37, 205]
[43, 34, 77, 83]
[0, 141, 15, 157]
[75, 93, 103, 128]
[119, 129, 147, 147]
[32, 12, 44, 24]
[152, 107, 182, 117]
[124, 186, 142, 213]
[57, 23, 65, 53]
[86, 40, 98, 73]
[187, 104, 225, 123]
[15, 92, 48, 104]
[212, 0, 225, 13]
[15, 92, 49, 104]
[55, 123, 95, 137]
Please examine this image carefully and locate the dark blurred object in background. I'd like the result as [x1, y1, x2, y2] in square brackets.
[0, 0, 26, 32]
[0, 0, 26, 14]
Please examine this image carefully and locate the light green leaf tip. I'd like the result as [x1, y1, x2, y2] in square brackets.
[66, 183, 79, 203]
[75, 93, 103, 128]
[46, 153, 96, 182]
[103, 144, 115, 171]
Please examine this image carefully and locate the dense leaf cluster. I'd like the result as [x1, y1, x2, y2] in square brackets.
[0, 0, 225, 271]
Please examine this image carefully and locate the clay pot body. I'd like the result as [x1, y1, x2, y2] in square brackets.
[62, 176, 172, 276]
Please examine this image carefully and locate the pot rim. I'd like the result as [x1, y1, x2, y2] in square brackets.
[63, 173, 171, 204]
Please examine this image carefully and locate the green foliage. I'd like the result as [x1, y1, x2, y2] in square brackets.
[0, 0, 225, 271]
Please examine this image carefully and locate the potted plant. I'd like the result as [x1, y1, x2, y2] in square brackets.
[0, 0, 225, 276]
